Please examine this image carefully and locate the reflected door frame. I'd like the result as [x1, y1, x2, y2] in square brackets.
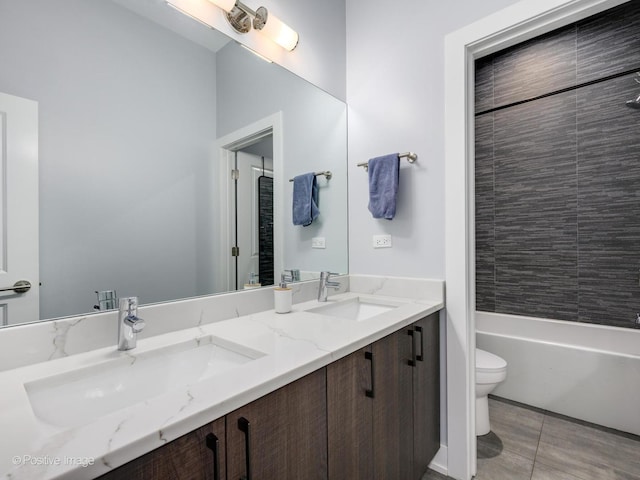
[215, 112, 283, 293]
[233, 152, 274, 290]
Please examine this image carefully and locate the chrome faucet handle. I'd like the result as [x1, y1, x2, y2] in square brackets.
[125, 313, 146, 332]
[282, 271, 294, 283]
[321, 271, 340, 277]
[282, 269, 301, 283]
[318, 272, 341, 302]
[322, 271, 341, 285]
[118, 296, 145, 350]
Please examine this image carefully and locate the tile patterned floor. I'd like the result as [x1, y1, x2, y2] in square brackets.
[422, 396, 640, 480]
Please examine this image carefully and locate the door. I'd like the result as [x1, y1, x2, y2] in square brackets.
[372, 328, 414, 480]
[412, 314, 440, 478]
[0, 92, 39, 326]
[233, 151, 273, 289]
[327, 346, 374, 480]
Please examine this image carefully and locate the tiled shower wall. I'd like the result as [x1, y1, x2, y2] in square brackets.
[475, 1, 640, 329]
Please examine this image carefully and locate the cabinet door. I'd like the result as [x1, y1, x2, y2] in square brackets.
[372, 328, 414, 480]
[98, 417, 226, 480]
[412, 313, 441, 478]
[327, 346, 374, 480]
[226, 368, 327, 480]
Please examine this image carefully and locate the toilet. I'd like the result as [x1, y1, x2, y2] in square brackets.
[475, 348, 507, 436]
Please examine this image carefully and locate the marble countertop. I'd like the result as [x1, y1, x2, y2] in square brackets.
[0, 280, 443, 480]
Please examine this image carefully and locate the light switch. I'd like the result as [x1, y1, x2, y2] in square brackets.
[312, 237, 326, 249]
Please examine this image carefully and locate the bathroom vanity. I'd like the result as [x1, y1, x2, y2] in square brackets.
[99, 313, 439, 480]
[0, 276, 443, 480]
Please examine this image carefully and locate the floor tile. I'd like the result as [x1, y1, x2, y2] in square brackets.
[536, 415, 640, 480]
[532, 461, 587, 480]
[476, 448, 534, 480]
[477, 430, 504, 459]
[421, 468, 452, 480]
[487, 397, 544, 460]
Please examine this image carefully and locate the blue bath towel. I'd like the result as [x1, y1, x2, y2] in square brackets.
[292, 173, 319, 226]
[368, 153, 400, 219]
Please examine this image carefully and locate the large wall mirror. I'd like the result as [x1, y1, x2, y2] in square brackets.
[0, 0, 348, 327]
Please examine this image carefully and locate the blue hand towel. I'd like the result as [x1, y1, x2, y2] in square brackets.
[292, 173, 319, 226]
[368, 153, 400, 219]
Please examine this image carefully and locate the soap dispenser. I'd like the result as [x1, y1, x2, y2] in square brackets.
[274, 274, 293, 313]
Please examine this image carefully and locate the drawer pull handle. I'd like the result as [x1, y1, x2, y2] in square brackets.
[238, 417, 252, 480]
[416, 325, 424, 362]
[205, 433, 220, 480]
[408, 329, 416, 367]
[365, 351, 375, 398]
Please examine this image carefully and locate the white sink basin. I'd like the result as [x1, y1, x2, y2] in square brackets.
[25, 336, 265, 428]
[307, 297, 401, 321]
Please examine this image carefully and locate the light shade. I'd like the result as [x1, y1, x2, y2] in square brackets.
[255, 8, 298, 51]
[207, 0, 236, 13]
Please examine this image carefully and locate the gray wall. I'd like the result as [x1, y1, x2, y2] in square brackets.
[345, 0, 520, 281]
[475, 1, 640, 329]
[0, 0, 218, 319]
[216, 42, 348, 276]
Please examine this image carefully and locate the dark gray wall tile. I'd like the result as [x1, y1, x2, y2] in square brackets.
[577, 73, 640, 328]
[493, 25, 576, 107]
[476, 114, 496, 311]
[493, 93, 578, 321]
[475, 56, 494, 113]
[474, 3, 640, 329]
[577, 0, 640, 83]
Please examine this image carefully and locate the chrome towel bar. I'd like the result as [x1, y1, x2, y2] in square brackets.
[289, 170, 332, 182]
[357, 152, 418, 171]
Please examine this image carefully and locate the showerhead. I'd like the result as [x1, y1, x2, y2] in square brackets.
[626, 94, 640, 110]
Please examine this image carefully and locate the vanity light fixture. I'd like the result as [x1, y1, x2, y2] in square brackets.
[208, 0, 299, 51]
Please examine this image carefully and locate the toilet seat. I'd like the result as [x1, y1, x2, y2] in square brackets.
[476, 349, 507, 384]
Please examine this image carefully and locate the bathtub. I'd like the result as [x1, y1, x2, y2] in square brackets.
[476, 311, 640, 436]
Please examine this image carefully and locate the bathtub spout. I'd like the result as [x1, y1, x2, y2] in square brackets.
[636, 313, 640, 326]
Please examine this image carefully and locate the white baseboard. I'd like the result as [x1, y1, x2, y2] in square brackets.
[428, 445, 448, 476]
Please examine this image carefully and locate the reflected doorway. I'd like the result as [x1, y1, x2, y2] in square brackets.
[232, 136, 274, 290]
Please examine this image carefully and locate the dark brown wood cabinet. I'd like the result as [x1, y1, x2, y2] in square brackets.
[99, 370, 326, 480]
[372, 326, 414, 480]
[412, 313, 441, 478]
[226, 368, 327, 480]
[326, 346, 373, 480]
[327, 314, 440, 480]
[98, 417, 226, 480]
[99, 315, 439, 480]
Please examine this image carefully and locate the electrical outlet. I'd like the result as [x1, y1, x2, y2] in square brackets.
[373, 234, 392, 248]
[312, 237, 326, 249]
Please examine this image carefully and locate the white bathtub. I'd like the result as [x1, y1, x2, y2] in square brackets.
[476, 311, 640, 436]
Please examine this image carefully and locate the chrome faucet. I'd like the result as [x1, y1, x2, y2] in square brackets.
[282, 269, 300, 283]
[118, 297, 145, 351]
[318, 271, 340, 302]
